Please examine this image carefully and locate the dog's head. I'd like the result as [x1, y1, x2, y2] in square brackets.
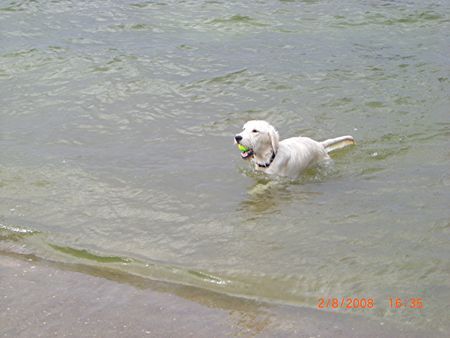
[234, 120, 279, 160]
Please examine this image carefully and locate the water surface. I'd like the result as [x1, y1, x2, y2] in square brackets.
[1, 0, 450, 333]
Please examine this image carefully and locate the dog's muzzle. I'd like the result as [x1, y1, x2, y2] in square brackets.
[235, 135, 254, 160]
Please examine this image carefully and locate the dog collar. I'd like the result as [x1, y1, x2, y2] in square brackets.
[256, 151, 276, 168]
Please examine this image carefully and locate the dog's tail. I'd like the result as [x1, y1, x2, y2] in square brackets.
[321, 135, 355, 153]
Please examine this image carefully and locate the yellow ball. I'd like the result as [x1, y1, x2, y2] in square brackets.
[237, 144, 249, 152]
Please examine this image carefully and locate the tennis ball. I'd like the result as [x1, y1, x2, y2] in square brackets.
[237, 144, 249, 152]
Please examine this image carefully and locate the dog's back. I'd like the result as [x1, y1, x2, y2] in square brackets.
[265, 137, 329, 177]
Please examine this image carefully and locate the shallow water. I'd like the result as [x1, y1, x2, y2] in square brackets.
[1, 0, 450, 333]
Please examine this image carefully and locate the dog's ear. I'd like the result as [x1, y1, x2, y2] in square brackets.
[268, 126, 279, 153]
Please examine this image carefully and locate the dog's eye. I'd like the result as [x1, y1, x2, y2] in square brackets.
[252, 129, 259, 133]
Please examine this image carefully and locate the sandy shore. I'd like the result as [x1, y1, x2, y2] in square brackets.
[0, 253, 443, 338]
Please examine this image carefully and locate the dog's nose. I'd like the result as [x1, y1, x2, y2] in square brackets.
[235, 135, 242, 143]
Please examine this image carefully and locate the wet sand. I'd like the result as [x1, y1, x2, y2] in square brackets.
[0, 253, 443, 338]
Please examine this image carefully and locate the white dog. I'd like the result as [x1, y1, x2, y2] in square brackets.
[234, 120, 354, 178]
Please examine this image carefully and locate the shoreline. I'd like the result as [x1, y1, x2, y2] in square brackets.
[0, 253, 443, 337]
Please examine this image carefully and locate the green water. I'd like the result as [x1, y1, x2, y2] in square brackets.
[1, 0, 449, 333]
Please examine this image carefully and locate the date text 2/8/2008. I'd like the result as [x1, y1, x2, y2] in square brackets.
[317, 297, 375, 309]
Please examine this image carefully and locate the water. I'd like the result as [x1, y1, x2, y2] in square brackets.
[1, 0, 449, 333]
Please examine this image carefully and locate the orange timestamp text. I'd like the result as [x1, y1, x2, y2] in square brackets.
[388, 297, 423, 309]
[317, 297, 424, 310]
[317, 297, 375, 309]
